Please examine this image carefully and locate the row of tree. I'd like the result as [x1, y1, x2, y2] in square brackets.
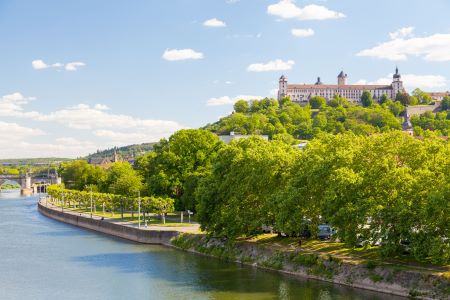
[59, 160, 143, 195]
[47, 185, 174, 222]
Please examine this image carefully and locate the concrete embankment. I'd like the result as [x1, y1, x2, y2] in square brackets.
[171, 234, 450, 300]
[38, 202, 180, 245]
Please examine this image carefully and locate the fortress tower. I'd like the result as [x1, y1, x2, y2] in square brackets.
[337, 70, 348, 86]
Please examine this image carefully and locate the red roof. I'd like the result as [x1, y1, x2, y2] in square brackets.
[287, 84, 392, 90]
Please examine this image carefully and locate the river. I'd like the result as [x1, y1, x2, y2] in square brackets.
[0, 191, 403, 300]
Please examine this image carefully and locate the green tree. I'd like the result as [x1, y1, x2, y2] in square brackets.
[412, 88, 433, 105]
[379, 93, 389, 105]
[309, 96, 326, 109]
[136, 129, 223, 211]
[361, 91, 373, 107]
[197, 137, 299, 238]
[60, 160, 106, 190]
[234, 100, 249, 113]
[441, 96, 450, 110]
[396, 92, 411, 106]
[106, 162, 143, 196]
[328, 94, 349, 108]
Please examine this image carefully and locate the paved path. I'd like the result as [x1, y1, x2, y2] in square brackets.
[39, 198, 201, 234]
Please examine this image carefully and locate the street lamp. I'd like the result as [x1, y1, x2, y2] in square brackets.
[89, 185, 93, 219]
[136, 190, 141, 229]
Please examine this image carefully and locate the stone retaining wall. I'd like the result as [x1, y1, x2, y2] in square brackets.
[38, 202, 179, 245]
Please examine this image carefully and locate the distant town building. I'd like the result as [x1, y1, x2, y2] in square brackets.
[219, 132, 269, 144]
[427, 92, 450, 102]
[278, 67, 405, 103]
[88, 147, 132, 168]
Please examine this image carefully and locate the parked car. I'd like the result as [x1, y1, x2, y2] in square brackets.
[317, 224, 336, 240]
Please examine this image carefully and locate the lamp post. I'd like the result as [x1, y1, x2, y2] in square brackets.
[137, 191, 141, 229]
[89, 185, 93, 219]
[62, 191, 64, 212]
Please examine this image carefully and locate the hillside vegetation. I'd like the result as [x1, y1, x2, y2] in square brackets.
[83, 143, 156, 160]
[204, 96, 404, 141]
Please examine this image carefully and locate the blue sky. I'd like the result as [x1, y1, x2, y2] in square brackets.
[1, 0, 450, 158]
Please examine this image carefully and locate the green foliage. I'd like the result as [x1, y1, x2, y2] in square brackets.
[0, 183, 21, 189]
[412, 88, 433, 105]
[261, 252, 285, 270]
[135, 129, 223, 211]
[47, 184, 174, 216]
[60, 160, 106, 190]
[196, 137, 299, 238]
[84, 143, 155, 161]
[441, 96, 450, 111]
[411, 112, 450, 136]
[205, 98, 402, 140]
[396, 92, 412, 106]
[379, 94, 389, 105]
[270, 132, 450, 263]
[234, 100, 249, 113]
[361, 91, 373, 107]
[309, 96, 326, 109]
[290, 253, 319, 267]
[104, 162, 143, 196]
[366, 260, 379, 270]
[328, 94, 349, 108]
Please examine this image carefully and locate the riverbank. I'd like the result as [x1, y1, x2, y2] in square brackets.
[37, 201, 199, 245]
[171, 234, 450, 299]
[38, 201, 449, 299]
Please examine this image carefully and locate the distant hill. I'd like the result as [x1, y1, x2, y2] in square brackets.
[0, 158, 71, 166]
[83, 143, 156, 160]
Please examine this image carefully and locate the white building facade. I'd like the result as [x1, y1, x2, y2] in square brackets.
[278, 68, 405, 103]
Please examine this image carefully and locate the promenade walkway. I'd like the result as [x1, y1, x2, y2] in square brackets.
[39, 198, 201, 234]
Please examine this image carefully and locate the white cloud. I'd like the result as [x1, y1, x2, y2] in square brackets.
[65, 62, 86, 71]
[389, 26, 414, 40]
[247, 59, 295, 72]
[0, 93, 36, 115]
[291, 28, 315, 38]
[203, 18, 226, 27]
[162, 48, 204, 61]
[228, 33, 262, 39]
[0, 140, 99, 159]
[0, 122, 44, 140]
[32, 60, 49, 70]
[357, 32, 450, 61]
[94, 104, 109, 110]
[0, 92, 186, 157]
[207, 95, 264, 106]
[355, 74, 448, 90]
[32, 59, 86, 71]
[267, 1, 345, 20]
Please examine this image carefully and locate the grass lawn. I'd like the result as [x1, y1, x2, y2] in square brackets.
[244, 234, 450, 274]
[51, 203, 197, 227]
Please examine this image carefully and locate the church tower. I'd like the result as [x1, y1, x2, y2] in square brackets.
[337, 70, 348, 86]
[392, 66, 404, 98]
[278, 75, 288, 100]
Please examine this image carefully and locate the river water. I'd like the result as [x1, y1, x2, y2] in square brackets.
[0, 191, 403, 300]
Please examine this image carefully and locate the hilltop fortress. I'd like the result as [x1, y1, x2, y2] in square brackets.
[278, 67, 405, 103]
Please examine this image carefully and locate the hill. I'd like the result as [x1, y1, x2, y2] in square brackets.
[0, 158, 71, 166]
[83, 143, 156, 160]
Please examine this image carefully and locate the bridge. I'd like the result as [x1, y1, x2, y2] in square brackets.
[0, 173, 61, 195]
